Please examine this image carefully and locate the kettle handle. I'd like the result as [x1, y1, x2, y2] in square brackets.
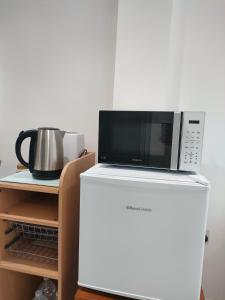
[15, 130, 37, 172]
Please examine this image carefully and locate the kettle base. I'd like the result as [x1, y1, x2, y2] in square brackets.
[32, 169, 62, 180]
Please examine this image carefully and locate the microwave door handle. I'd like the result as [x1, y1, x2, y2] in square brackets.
[170, 112, 181, 170]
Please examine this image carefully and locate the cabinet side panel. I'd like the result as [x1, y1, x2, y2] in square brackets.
[58, 153, 95, 300]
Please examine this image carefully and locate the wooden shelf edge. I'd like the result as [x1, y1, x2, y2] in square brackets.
[0, 182, 59, 194]
[0, 213, 59, 228]
[0, 259, 58, 280]
[59, 152, 95, 191]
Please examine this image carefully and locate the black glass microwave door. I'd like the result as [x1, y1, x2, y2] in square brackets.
[99, 111, 174, 169]
[145, 112, 174, 168]
[99, 111, 147, 164]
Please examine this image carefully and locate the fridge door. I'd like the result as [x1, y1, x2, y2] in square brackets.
[79, 175, 208, 300]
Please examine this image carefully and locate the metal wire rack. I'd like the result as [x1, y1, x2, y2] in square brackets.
[6, 221, 58, 241]
[5, 221, 58, 265]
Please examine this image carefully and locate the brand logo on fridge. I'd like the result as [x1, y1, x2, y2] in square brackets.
[126, 205, 152, 213]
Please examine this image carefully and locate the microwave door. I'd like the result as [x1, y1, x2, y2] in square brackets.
[146, 112, 174, 169]
[98, 111, 147, 165]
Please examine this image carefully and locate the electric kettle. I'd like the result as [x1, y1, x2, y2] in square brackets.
[15, 127, 64, 179]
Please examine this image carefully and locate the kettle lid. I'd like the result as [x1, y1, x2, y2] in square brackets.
[38, 127, 60, 130]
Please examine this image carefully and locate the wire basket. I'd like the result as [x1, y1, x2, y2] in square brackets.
[7, 221, 58, 242]
[5, 221, 58, 265]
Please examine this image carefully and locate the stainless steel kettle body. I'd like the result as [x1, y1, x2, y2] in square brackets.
[15, 127, 64, 179]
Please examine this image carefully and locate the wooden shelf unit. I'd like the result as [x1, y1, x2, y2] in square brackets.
[0, 194, 59, 227]
[0, 152, 95, 300]
[0, 181, 59, 194]
[0, 257, 58, 279]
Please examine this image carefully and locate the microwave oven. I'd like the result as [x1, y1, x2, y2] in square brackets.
[98, 111, 205, 172]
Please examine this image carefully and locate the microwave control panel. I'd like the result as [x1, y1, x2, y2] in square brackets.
[179, 112, 205, 172]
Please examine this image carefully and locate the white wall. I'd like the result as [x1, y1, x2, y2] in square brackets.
[114, 1, 225, 300]
[113, 0, 176, 110]
[178, 1, 225, 300]
[0, 1, 224, 299]
[0, 0, 118, 176]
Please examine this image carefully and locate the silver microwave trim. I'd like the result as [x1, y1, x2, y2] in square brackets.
[170, 112, 181, 170]
[178, 111, 205, 172]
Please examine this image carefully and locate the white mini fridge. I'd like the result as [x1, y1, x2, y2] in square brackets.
[78, 164, 209, 300]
